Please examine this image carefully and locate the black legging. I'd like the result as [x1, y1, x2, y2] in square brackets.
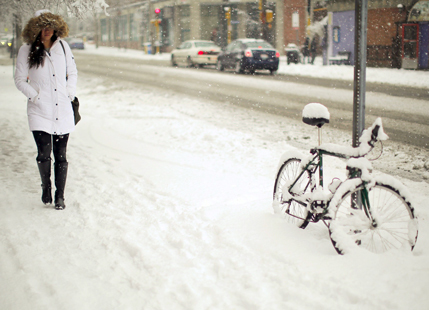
[32, 131, 69, 164]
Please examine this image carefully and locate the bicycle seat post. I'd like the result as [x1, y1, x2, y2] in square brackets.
[302, 102, 330, 146]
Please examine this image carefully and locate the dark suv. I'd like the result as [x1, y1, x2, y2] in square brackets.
[216, 39, 280, 74]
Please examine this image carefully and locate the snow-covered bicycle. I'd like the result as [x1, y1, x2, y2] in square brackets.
[273, 103, 418, 254]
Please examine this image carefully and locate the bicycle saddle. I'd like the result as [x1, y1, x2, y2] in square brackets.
[302, 116, 330, 128]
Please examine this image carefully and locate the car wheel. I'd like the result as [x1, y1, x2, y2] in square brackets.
[235, 60, 244, 74]
[216, 60, 224, 71]
[187, 57, 194, 68]
[171, 55, 177, 67]
[269, 69, 277, 75]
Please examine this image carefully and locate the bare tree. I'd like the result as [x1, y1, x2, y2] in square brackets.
[0, 0, 108, 62]
[0, 0, 108, 23]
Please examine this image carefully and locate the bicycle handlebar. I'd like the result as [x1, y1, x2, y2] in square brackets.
[312, 118, 388, 159]
[368, 125, 380, 147]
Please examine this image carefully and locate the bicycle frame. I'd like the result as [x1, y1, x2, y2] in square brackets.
[348, 180, 376, 227]
[286, 148, 372, 223]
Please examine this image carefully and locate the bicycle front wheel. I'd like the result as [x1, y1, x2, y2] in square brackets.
[329, 178, 418, 254]
[273, 155, 312, 229]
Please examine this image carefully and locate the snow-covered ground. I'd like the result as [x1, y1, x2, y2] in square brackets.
[1, 47, 429, 310]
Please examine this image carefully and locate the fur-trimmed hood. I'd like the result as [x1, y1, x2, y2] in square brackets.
[22, 11, 69, 44]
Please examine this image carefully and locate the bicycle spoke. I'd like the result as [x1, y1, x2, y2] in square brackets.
[273, 157, 312, 228]
[330, 182, 417, 254]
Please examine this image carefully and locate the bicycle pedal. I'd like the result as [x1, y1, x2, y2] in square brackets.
[310, 200, 325, 213]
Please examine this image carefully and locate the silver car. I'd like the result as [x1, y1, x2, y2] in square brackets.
[171, 40, 221, 68]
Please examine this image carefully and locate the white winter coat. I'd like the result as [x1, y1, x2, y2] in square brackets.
[15, 38, 78, 135]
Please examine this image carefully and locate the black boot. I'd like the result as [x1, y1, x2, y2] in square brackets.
[54, 162, 68, 210]
[37, 160, 52, 204]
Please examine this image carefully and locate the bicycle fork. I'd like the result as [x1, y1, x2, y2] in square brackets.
[360, 187, 378, 228]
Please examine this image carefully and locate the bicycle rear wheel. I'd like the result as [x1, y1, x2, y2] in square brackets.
[329, 178, 418, 254]
[273, 155, 313, 229]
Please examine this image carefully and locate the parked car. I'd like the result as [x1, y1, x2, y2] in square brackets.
[171, 40, 221, 68]
[66, 38, 84, 49]
[216, 39, 280, 74]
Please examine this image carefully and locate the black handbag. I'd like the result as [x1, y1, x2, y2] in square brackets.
[60, 40, 81, 125]
[71, 97, 81, 124]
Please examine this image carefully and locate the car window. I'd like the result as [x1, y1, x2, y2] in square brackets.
[233, 43, 243, 52]
[184, 42, 192, 49]
[225, 42, 236, 52]
[195, 42, 217, 48]
[244, 41, 274, 49]
[178, 42, 187, 49]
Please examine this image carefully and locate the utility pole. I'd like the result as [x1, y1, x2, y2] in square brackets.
[352, 0, 368, 147]
[307, 0, 314, 37]
[12, 13, 22, 78]
[259, 0, 266, 40]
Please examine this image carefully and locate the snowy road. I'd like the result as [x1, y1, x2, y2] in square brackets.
[1, 53, 429, 310]
[76, 53, 429, 149]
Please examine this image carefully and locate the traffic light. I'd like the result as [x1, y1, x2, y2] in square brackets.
[224, 7, 232, 44]
[152, 8, 162, 54]
[153, 8, 162, 24]
[266, 10, 273, 23]
[224, 7, 231, 20]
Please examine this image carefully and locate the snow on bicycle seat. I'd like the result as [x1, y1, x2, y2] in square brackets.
[302, 103, 330, 128]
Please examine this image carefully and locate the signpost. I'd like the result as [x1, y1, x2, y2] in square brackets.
[292, 11, 299, 44]
[352, 0, 368, 208]
[352, 0, 368, 147]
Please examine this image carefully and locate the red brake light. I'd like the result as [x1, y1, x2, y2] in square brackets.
[276, 52, 280, 58]
[245, 49, 253, 57]
[198, 51, 205, 55]
[258, 46, 262, 48]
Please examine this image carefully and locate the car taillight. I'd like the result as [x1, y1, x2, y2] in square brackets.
[276, 52, 280, 58]
[245, 49, 253, 57]
[198, 51, 206, 55]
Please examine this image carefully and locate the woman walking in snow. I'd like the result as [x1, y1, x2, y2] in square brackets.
[15, 10, 78, 210]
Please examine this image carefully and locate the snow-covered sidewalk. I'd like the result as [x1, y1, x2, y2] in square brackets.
[1, 53, 429, 309]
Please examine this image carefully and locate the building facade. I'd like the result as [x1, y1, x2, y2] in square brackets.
[326, 0, 428, 68]
[405, 0, 429, 69]
[283, 0, 327, 47]
[95, 0, 428, 68]
[97, 0, 285, 54]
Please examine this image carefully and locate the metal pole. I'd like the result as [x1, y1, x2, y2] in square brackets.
[352, 0, 368, 147]
[259, 0, 265, 40]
